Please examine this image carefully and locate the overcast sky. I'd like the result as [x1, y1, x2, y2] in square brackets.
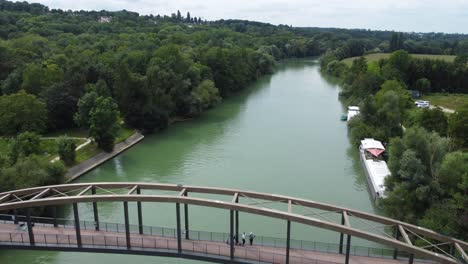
[29, 0, 468, 33]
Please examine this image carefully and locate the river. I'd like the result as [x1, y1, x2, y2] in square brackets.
[0, 59, 378, 263]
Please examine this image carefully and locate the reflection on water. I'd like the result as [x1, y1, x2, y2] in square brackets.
[0, 59, 379, 264]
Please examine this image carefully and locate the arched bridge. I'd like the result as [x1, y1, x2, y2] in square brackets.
[0, 183, 466, 264]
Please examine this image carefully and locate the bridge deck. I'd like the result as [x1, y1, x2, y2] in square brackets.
[0, 223, 423, 264]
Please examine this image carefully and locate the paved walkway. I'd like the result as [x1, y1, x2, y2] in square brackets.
[65, 132, 144, 182]
[0, 223, 421, 264]
[430, 105, 455, 114]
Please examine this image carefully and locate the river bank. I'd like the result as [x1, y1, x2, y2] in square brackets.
[65, 132, 144, 182]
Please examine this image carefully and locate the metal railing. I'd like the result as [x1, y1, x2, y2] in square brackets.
[0, 230, 341, 264]
[0, 214, 424, 261]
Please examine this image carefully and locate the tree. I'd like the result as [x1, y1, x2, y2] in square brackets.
[21, 63, 43, 95]
[0, 155, 65, 192]
[126, 105, 169, 133]
[390, 32, 404, 52]
[414, 78, 431, 95]
[0, 90, 47, 136]
[146, 44, 200, 115]
[89, 97, 121, 152]
[8, 131, 42, 164]
[419, 108, 448, 136]
[41, 82, 78, 130]
[186, 12, 191, 23]
[448, 104, 468, 150]
[74, 91, 99, 128]
[1, 67, 23, 95]
[176, 10, 182, 21]
[189, 79, 221, 116]
[384, 127, 450, 223]
[57, 136, 76, 166]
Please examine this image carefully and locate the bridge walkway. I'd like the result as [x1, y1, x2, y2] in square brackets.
[0, 222, 423, 264]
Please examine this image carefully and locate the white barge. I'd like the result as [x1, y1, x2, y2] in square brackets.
[347, 106, 360, 122]
[359, 138, 391, 201]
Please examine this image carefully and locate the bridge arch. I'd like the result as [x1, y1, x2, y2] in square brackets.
[0, 182, 466, 264]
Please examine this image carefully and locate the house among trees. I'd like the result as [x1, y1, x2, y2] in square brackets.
[98, 16, 112, 23]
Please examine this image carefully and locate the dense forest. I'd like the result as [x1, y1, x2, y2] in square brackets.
[322, 49, 468, 240]
[0, 0, 467, 240]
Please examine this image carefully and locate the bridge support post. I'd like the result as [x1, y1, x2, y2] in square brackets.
[339, 213, 344, 254]
[286, 220, 291, 264]
[52, 206, 58, 227]
[26, 208, 35, 245]
[13, 209, 19, 224]
[230, 210, 234, 260]
[345, 235, 351, 264]
[73, 203, 82, 248]
[91, 186, 99, 231]
[136, 187, 143, 234]
[235, 196, 239, 245]
[184, 192, 189, 240]
[123, 201, 131, 249]
[176, 203, 182, 253]
[393, 226, 400, 259]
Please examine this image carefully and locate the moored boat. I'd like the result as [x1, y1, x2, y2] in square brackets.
[359, 138, 391, 201]
[347, 106, 360, 122]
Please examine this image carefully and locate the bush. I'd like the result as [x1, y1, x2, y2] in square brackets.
[8, 131, 42, 164]
[57, 136, 76, 166]
[0, 155, 65, 192]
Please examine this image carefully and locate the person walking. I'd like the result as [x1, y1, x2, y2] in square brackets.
[242, 232, 246, 246]
[249, 232, 255, 246]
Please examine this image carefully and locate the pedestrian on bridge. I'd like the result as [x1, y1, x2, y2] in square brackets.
[249, 232, 255, 246]
[242, 232, 246, 245]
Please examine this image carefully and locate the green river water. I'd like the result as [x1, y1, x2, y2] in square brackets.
[0, 59, 379, 264]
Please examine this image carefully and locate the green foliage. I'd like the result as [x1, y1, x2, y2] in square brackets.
[75, 91, 99, 128]
[448, 104, 468, 150]
[0, 155, 65, 192]
[89, 97, 121, 152]
[8, 131, 42, 164]
[146, 44, 199, 115]
[419, 108, 448, 136]
[0, 90, 47, 136]
[190, 79, 221, 116]
[419, 152, 468, 238]
[389, 33, 404, 52]
[414, 78, 431, 95]
[126, 105, 169, 133]
[57, 136, 76, 166]
[384, 127, 450, 223]
[41, 82, 78, 130]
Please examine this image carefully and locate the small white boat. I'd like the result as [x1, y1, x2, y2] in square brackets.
[359, 138, 391, 201]
[347, 106, 360, 122]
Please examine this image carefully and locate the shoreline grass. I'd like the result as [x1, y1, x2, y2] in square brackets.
[342, 53, 456, 66]
[421, 93, 468, 111]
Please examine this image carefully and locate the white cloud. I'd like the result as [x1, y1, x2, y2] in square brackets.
[25, 0, 468, 33]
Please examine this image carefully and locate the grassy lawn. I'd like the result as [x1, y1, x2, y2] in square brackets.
[342, 53, 456, 66]
[41, 138, 87, 158]
[0, 126, 135, 166]
[421, 93, 468, 111]
[75, 142, 101, 164]
[115, 126, 136, 144]
[44, 128, 88, 138]
[73, 126, 136, 165]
